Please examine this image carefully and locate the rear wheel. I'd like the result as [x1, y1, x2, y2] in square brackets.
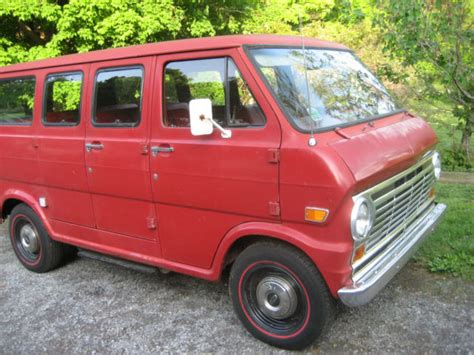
[229, 241, 335, 350]
[9, 204, 67, 273]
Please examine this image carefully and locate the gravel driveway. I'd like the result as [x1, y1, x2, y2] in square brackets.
[1, 220, 473, 353]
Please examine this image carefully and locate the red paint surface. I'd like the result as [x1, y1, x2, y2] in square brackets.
[0, 35, 438, 297]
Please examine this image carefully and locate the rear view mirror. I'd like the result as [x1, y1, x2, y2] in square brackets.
[189, 98, 232, 139]
[190, 99, 213, 136]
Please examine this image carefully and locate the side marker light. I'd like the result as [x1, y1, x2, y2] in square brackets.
[305, 207, 329, 223]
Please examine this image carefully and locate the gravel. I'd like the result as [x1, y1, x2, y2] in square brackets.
[1, 220, 473, 353]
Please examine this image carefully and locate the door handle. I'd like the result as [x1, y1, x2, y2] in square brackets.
[85, 142, 104, 152]
[151, 145, 174, 156]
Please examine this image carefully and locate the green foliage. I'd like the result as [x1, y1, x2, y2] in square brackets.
[52, 0, 184, 53]
[0, 0, 257, 62]
[242, 0, 336, 35]
[190, 82, 225, 105]
[177, 0, 255, 37]
[97, 75, 142, 107]
[50, 80, 81, 112]
[0, 77, 35, 122]
[442, 145, 473, 171]
[0, 0, 62, 64]
[416, 183, 474, 280]
[376, 0, 474, 161]
[406, 95, 474, 171]
[242, 0, 298, 35]
[427, 252, 474, 275]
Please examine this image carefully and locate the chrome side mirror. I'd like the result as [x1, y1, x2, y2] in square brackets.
[189, 98, 231, 139]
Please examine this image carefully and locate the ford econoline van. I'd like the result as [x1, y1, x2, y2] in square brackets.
[0, 35, 446, 349]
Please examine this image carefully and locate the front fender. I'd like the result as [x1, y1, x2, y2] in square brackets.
[210, 221, 352, 296]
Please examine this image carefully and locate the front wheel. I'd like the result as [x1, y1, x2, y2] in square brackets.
[229, 241, 335, 350]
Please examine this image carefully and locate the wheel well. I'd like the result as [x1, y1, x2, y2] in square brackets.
[221, 235, 309, 278]
[1, 198, 24, 219]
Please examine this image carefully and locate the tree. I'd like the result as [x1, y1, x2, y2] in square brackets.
[0, 0, 256, 64]
[376, 0, 474, 160]
[0, 1, 62, 64]
[241, 0, 336, 35]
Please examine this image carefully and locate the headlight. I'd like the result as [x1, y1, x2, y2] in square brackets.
[351, 197, 375, 241]
[432, 151, 441, 180]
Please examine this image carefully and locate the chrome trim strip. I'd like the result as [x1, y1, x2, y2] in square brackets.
[369, 192, 434, 244]
[355, 151, 434, 199]
[370, 179, 434, 231]
[338, 203, 446, 307]
[374, 173, 434, 216]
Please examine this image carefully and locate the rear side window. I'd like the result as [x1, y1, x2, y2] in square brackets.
[43, 72, 82, 125]
[164, 57, 265, 128]
[93, 67, 143, 127]
[0, 77, 35, 125]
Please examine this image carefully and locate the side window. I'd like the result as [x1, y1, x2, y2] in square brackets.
[93, 67, 143, 127]
[0, 77, 35, 125]
[163, 57, 265, 128]
[227, 59, 265, 127]
[164, 58, 226, 127]
[43, 72, 82, 125]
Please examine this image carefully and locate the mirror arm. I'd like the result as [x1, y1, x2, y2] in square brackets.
[208, 117, 232, 139]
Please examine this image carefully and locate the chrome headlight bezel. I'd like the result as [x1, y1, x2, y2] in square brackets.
[351, 196, 376, 242]
[432, 151, 441, 180]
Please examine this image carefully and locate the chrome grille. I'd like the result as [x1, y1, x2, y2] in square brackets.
[352, 152, 436, 283]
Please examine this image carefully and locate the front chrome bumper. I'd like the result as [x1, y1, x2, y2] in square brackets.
[338, 203, 447, 307]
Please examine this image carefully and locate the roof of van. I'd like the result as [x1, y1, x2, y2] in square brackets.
[0, 35, 348, 74]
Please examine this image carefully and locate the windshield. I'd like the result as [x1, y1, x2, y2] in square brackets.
[248, 47, 401, 131]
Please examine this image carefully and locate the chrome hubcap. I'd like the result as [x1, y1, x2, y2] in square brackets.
[256, 275, 298, 320]
[19, 224, 39, 254]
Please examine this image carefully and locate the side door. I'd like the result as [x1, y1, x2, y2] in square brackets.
[85, 57, 157, 241]
[36, 65, 95, 227]
[150, 49, 281, 268]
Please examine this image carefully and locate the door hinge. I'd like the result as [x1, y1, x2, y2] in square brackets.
[268, 201, 281, 217]
[146, 217, 157, 230]
[268, 149, 280, 164]
[141, 144, 149, 155]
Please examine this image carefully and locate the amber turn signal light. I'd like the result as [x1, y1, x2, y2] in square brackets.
[353, 244, 366, 263]
[305, 207, 329, 223]
[429, 187, 436, 199]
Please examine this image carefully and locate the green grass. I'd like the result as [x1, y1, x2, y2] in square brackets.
[415, 183, 474, 280]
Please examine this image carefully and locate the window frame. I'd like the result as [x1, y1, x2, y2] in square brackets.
[162, 56, 266, 129]
[92, 65, 145, 128]
[225, 57, 266, 128]
[0, 75, 36, 126]
[42, 71, 84, 127]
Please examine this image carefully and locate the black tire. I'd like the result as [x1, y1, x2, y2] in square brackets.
[229, 241, 335, 350]
[63, 244, 79, 258]
[9, 203, 66, 273]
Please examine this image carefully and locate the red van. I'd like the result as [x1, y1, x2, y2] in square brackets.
[0, 35, 446, 349]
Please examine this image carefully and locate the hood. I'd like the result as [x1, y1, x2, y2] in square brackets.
[329, 115, 437, 190]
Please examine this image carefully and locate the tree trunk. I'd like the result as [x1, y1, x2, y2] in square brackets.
[461, 111, 473, 162]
